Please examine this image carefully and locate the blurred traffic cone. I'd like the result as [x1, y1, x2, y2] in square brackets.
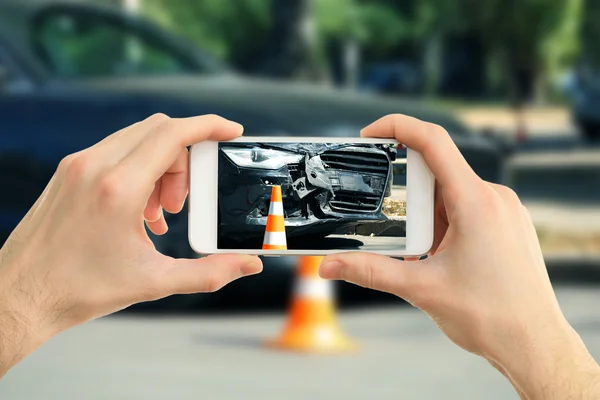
[263, 185, 287, 250]
[267, 256, 357, 353]
[515, 106, 528, 143]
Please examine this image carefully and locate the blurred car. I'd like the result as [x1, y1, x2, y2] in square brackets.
[564, 63, 600, 141]
[0, 0, 505, 310]
[218, 142, 396, 247]
[360, 61, 424, 95]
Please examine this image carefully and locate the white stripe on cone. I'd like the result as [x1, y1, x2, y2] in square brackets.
[268, 201, 284, 216]
[263, 231, 287, 246]
[295, 278, 333, 299]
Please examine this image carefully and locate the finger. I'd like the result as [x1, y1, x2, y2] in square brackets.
[487, 182, 522, 208]
[160, 148, 189, 213]
[319, 252, 434, 303]
[361, 114, 479, 196]
[430, 180, 450, 255]
[144, 179, 163, 222]
[116, 115, 243, 193]
[88, 113, 170, 165]
[158, 254, 263, 295]
[145, 208, 168, 235]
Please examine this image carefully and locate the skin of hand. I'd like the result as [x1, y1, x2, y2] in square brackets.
[319, 114, 600, 400]
[0, 114, 262, 377]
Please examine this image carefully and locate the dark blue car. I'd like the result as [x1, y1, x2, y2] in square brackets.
[0, 0, 505, 310]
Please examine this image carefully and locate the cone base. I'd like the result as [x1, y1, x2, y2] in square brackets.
[266, 324, 357, 353]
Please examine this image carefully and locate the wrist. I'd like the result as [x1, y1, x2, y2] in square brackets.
[490, 318, 600, 399]
[0, 268, 52, 377]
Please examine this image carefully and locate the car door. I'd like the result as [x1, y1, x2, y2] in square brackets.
[0, 38, 53, 244]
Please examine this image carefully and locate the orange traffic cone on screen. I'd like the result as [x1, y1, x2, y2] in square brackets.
[267, 256, 357, 353]
[263, 185, 287, 250]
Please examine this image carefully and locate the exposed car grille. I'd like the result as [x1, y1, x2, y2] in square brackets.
[321, 148, 390, 213]
[329, 191, 382, 212]
[320, 150, 389, 173]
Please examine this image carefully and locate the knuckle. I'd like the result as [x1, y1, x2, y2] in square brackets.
[352, 254, 377, 290]
[202, 273, 224, 293]
[63, 154, 92, 183]
[424, 122, 449, 138]
[95, 172, 125, 209]
[203, 113, 225, 124]
[360, 262, 376, 290]
[146, 112, 170, 125]
[425, 122, 451, 145]
[421, 122, 449, 153]
[388, 113, 404, 125]
[57, 153, 78, 173]
[155, 116, 174, 133]
[468, 181, 501, 215]
[496, 185, 521, 206]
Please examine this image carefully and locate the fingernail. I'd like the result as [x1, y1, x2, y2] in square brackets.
[319, 261, 343, 279]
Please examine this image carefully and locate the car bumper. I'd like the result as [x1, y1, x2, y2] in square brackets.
[219, 147, 392, 241]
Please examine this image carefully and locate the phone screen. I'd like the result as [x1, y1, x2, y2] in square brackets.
[217, 142, 406, 251]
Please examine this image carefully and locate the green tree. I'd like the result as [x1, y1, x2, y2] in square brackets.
[464, 0, 583, 104]
[142, 0, 271, 69]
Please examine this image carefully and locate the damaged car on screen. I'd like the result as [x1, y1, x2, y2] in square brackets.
[218, 142, 398, 246]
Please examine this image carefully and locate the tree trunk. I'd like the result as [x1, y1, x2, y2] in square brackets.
[423, 32, 442, 97]
[342, 37, 360, 89]
[259, 0, 326, 82]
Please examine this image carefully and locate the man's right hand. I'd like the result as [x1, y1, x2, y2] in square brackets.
[319, 114, 600, 399]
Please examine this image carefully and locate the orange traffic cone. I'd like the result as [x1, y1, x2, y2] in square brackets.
[263, 185, 287, 250]
[267, 256, 357, 353]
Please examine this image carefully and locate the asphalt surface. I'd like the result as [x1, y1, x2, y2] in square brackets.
[325, 234, 406, 251]
[1, 285, 598, 400]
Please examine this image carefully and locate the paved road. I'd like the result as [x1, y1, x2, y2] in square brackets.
[1, 285, 598, 400]
[324, 234, 406, 251]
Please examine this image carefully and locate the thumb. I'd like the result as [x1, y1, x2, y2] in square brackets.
[158, 254, 263, 295]
[319, 252, 432, 302]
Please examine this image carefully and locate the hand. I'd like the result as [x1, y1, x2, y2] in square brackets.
[0, 114, 262, 376]
[319, 114, 600, 399]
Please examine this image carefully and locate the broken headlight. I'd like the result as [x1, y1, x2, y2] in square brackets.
[221, 147, 304, 170]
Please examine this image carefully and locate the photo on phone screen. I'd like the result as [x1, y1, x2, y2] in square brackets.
[217, 142, 406, 251]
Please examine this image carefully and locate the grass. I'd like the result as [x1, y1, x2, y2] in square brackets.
[383, 199, 406, 217]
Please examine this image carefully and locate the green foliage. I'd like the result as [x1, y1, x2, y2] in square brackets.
[542, 0, 582, 78]
[464, 0, 581, 71]
[314, 0, 410, 55]
[142, 0, 270, 62]
[96, 0, 585, 100]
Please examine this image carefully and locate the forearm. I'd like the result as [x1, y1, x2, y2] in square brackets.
[493, 322, 600, 400]
[0, 307, 31, 378]
[0, 281, 47, 379]
[488, 360, 528, 399]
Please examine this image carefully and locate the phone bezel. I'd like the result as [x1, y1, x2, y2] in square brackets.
[189, 136, 434, 256]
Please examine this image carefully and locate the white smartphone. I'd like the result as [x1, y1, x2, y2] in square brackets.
[188, 137, 434, 256]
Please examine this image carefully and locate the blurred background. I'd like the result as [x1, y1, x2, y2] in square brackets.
[0, 0, 599, 398]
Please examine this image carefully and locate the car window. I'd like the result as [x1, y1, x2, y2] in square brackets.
[31, 11, 197, 78]
[0, 41, 32, 92]
[0, 45, 15, 85]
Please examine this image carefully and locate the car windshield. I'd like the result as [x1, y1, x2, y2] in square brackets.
[31, 9, 223, 78]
